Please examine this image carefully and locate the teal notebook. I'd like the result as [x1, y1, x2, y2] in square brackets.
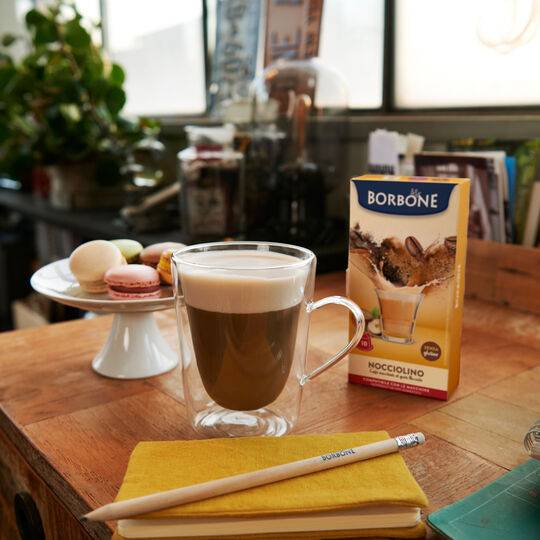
[428, 460, 540, 540]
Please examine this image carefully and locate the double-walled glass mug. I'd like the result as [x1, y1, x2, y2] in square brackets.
[172, 242, 365, 437]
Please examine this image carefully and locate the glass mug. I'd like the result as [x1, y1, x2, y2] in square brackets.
[172, 242, 365, 437]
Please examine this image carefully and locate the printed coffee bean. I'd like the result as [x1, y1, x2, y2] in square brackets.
[445, 236, 457, 253]
[349, 225, 377, 251]
[405, 236, 424, 259]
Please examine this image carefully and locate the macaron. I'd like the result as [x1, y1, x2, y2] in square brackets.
[157, 249, 175, 285]
[104, 264, 161, 299]
[140, 242, 185, 268]
[110, 239, 143, 264]
[69, 240, 124, 293]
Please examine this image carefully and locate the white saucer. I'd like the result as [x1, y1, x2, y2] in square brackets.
[31, 259, 178, 380]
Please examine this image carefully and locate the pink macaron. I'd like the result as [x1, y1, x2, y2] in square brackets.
[140, 242, 185, 268]
[104, 264, 161, 300]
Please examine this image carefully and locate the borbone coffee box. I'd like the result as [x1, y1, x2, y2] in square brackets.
[347, 175, 470, 400]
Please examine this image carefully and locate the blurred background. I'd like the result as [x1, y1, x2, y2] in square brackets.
[2, 0, 540, 330]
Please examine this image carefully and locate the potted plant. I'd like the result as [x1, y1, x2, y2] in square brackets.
[0, 0, 159, 209]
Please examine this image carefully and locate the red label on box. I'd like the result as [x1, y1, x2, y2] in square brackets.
[348, 374, 448, 400]
[357, 332, 373, 351]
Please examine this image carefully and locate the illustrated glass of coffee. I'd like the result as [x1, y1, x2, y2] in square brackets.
[173, 242, 365, 437]
[375, 289, 423, 344]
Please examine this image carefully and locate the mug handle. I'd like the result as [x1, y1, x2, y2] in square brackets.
[301, 296, 365, 384]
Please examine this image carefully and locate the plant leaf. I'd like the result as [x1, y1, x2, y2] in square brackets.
[34, 21, 58, 45]
[64, 19, 91, 49]
[109, 63, 125, 86]
[0, 65, 16, 94]
[1, 34, 18, 47]
[25, 9, 47, 28]
[59, 103, 81, 122]
[25, 9, 58, 44]
[105, 86, 126, 115]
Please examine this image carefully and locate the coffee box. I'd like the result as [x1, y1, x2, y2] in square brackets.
[347, 175, 470, 400]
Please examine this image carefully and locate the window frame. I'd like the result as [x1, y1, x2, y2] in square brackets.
[72, 0, 540, 120]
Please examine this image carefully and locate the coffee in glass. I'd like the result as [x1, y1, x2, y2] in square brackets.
[181, 251, 303, 410]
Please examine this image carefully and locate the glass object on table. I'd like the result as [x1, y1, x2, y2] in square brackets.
[250, 58, 348, 244]
[172, 241, 365, 437]
[178, 124, 245, 242]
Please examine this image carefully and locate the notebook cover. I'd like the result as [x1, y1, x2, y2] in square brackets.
[115, 432, 428, 520]
[427, 459, 540, 539]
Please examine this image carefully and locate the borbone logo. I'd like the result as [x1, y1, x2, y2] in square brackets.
[354, 180, 456, 216]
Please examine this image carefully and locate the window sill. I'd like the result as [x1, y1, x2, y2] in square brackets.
[155, 110, 540, 142]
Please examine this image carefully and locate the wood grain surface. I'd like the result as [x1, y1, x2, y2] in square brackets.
[0, 272, 538, 539]
[467, 238, 540, 313]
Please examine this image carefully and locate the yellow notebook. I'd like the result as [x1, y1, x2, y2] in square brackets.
[113, 432, 428, 539]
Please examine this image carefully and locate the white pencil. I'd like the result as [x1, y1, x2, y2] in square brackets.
[83, 432, 425, 522]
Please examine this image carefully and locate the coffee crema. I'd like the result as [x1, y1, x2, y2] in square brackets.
[179, 251, 308, 411]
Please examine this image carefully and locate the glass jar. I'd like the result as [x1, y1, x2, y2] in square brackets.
[178, 125, 244, 241]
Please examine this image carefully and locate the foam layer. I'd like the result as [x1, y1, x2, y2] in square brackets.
[177, 251, 309, 313]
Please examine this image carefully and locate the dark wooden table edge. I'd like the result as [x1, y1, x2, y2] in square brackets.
[0, 403, 111, 538]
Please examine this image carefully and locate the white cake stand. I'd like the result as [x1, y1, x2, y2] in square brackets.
[30, 259, 178, 380]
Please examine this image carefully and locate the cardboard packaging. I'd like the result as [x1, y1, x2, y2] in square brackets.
[347, 175, 470, 400]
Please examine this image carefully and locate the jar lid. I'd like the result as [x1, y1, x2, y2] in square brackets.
[185, 124, 235, 146]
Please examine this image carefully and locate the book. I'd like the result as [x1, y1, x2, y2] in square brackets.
[427, 459, 540, 539]
[514, 140, 540, 243]
[472, 151, 511, 242]
[522, 180, 540, 247]
[414, 152, 504, 241]
[446, 138, 540, 244]
[506, 156, 517, 241]
[111, 432, 428, 539]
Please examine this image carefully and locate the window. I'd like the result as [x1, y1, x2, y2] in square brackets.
[21, 0, 540, 115]
[394, 0, 540, 108]
[103, 0, 206, 116]
[0, 0, 32, 58]
[74, 0, 100, 24]
[318, 0, 385, 109]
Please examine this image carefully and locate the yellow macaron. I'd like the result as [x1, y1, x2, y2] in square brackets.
[157, 249, 174, 285]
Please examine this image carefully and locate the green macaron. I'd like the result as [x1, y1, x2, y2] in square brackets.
[110, 239, 143, 264]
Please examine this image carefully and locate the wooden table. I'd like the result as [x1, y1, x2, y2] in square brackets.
[1, 272, 539, 539]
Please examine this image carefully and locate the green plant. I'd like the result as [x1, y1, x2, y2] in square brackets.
[0, 0, 159, 182]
